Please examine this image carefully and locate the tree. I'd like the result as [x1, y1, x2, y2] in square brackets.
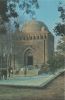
[0, 0, 39, 56]
[57, 36, 65, 55]
[48, 53, 64, 73]
[48, 3, 65, 74]
[0, 0, 39, 27]
[0, 0, 8, 22]
[0, 0, 39, 77]
[54, 3, 65, 36]
[54, 3, 65, 55]
[0, 0, 39, 54]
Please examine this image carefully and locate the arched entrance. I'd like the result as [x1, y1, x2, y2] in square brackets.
[24, 49, 33, 66]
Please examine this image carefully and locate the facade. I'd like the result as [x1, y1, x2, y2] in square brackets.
[13, 20, 54, 69]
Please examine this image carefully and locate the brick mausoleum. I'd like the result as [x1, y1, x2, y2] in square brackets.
[12, 19, 54, 70]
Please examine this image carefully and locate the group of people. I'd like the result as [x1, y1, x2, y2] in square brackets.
[0, 67, 13, 80]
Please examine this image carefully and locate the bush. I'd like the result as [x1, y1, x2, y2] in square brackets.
[48, 54, 65, 73]
[38, 64, 49, 75]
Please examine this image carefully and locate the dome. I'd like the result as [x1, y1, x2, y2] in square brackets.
[22, 20, 48, 33]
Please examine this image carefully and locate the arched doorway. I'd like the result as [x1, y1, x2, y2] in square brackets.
[24, 49, 33, 66]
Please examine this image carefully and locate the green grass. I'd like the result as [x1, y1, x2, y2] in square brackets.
[0, 86, 39, 99]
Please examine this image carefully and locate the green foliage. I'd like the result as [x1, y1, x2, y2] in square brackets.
[54, 3, 65, 56]
[0, 0, 39, 22]
[58, 5, 65, 21]
[48, 54, 65, 73]
[57, 36, 65, 54]
[54, 3, 65, 35]
[0, 0, 39, 34]
[54, 23, 65, 36]
[0, 0, 8, 22]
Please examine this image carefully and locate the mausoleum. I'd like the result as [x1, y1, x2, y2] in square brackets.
[13, 19, 54, 69]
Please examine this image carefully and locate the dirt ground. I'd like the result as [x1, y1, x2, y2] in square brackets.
[0, 72, 65, 100]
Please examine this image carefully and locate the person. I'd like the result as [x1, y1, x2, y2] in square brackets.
[1, 69, 7, 80]
[0, 71, 2, 79]
[24, 67, 27, 76]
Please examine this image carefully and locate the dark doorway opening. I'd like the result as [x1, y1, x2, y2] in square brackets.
[27, 56, 33, 65]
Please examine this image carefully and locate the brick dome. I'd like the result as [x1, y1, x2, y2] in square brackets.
[22, 20, 49, 33]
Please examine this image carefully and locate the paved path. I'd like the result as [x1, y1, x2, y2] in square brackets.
[0, 74, 53, 86]
[0, 69, 64, 87]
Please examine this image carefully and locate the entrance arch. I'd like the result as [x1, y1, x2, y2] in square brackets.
[24, 49, 33, 66]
